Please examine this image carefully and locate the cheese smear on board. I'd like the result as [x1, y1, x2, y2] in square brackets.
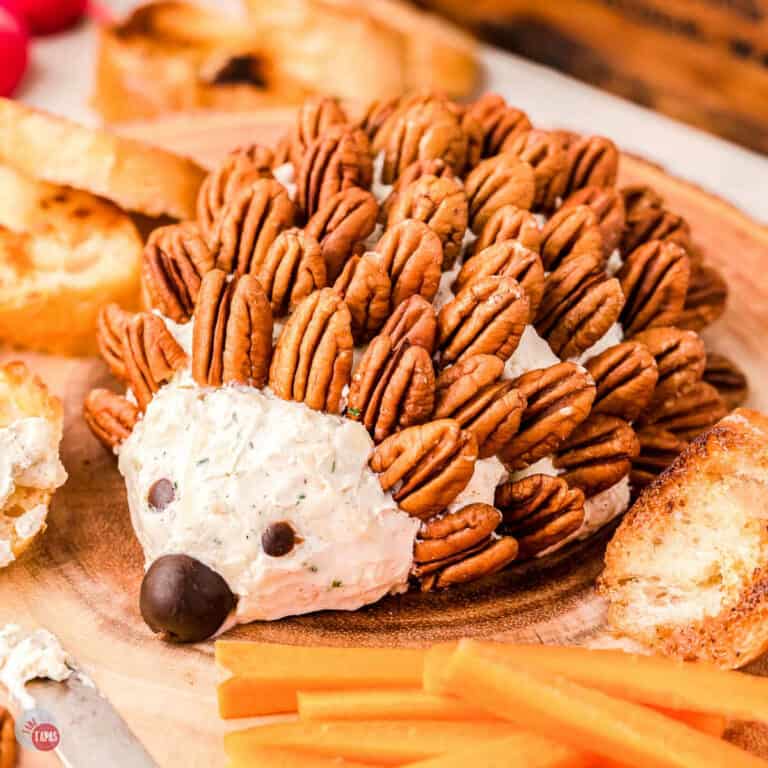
[0, 625, 71, 708]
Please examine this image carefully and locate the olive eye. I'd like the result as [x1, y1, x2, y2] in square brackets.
[148, 478, 175, 511]
[139, 554, 236, 643]
[262, 521, 299, 557]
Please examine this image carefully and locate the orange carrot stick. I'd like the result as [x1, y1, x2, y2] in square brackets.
[297, 689, 489, 721]
[425, 642, 768, 724]
[654, 707, 727, 739]
[225, 746, 383, 768]
[440, 640, 767, 768]
[216, 641, 424, 718]
[399, 734, 589, 768]
[224, 720, 518, 766]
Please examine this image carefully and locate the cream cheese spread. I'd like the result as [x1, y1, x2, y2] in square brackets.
[503, 325, 561, 381]
[447, 456, 508, 513]
[0, 625, 72, 709]
[0, 418, 66, 508]
[119, 381, 419, 623]
[0, 417, 67, 568]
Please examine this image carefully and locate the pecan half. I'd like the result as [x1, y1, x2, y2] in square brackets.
[305, 187, 378, 282]
[618, 240, 690, 335]
[122, 313, 188, 410]
[269, 288, 353, 413]
[381, 295, 438, 353]
[437, 276, 529, 365]
[413, 503, 502, 568]
[454, 241, 545, 319]
[142, 221, 214, 323]
[631, 326, 706, 404]
[213, 178, 296, 277]
[272, 132, 290, 167]
[677, 262, 727, 331]
[289, 96, 348, 168]
[621, 185, 692, 255]
[382, 159, 455, 220]
[563, 135, 619, 195]
[503, 129, 569, 211]
[84, 389, 140, 450]
[197, 144, 274, 243]
[539, 204, 604, 272]
[553, 414, 639, 496]
[461, 111, 484, 172]
[464, 154, 536, 234]
[374, 100, 468, 184]
[97, 303, 135, 382]
[372, 220, 443, 307]
[0, 707, 16, 768]
[370, 419, 478, 519]
[418, 533, 519, 591]
[296, 125, 373, 218]
[638, 381, 727, 441]
[561, 186, 626, 258]
[496, 474, 585, 557]
[703, 351, 748, 410]
[386, 174, 468, 269]
[257, 228, 326, 317]
[347, 335, 435, 442]
[435, 357, 526, 458]
[473, 204, 542, 254]
[192, 269, 273, 388]
[535, 254, 625, 359]
[435, 354, 504, 416]
[359, 96, 401, 141]
[333, 254, 391, 342]
[584, 341, 658, 421]
[501, 362, 596, 469]
[630, 426, 687, 493]
[466, 93, 532, 158]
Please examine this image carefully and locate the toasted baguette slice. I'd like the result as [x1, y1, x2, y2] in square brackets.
[93, 2, 307, 124]
[0, 362, 67, 569]
[0, 98, 206, 220]
[0, 165, 142, 355]
[599, 408, 768, 668]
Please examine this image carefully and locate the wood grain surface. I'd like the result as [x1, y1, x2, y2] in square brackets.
[1, 109, 767, 767]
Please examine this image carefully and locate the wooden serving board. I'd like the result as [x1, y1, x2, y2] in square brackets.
[1, 109, 767, 767]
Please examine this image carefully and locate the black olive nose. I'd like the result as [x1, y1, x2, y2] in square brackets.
[140, 554, 236, 643]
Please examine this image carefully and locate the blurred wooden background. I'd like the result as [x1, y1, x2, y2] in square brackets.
[417, 0, 768, 154]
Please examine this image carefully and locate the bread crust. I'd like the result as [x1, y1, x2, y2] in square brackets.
[600, 408, 768, 668]
[0, 98, 205, 220]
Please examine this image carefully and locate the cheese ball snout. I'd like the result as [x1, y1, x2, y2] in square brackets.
[139, 554, 236, 642]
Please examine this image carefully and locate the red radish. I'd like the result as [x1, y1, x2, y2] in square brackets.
[0, 0, 25, 26]
[6, 0, 87, 35]
[0, 6, 28, 97]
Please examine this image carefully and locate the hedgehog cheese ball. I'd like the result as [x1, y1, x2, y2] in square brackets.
[84, 92, 743, 641]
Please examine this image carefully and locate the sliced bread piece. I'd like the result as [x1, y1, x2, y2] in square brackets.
[0, 165, 142, 355]
[599, 408, 768, 669]
[0, 98, 206, 220]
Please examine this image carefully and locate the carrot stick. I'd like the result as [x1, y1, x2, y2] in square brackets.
[426, 641, 768, 724]
[654, 707, 727, 739]
[399, 734, 589, 768]
[225, 746, 383, 768]
[216, 641, 424, 718]
[440, 640, 768, 768]
[224, 720, 518, 766]
[297, 689, 489, 721]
